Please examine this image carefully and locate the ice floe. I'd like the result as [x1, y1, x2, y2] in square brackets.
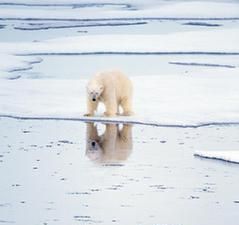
[1, 71, 239, 127]
[0, 0, 238, 127]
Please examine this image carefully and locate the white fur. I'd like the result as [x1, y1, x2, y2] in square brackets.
[86, 123, 133, 163]
[84, 70, 133, 117]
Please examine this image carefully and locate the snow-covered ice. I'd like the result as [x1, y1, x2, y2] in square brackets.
[1, 29, 239, 55]
[0, 0, 238, 130]
[0, 71, 239, 127]
[0, 1, 238, 19]
[0, 54, 42, 73]
[0, 23, 238, 127]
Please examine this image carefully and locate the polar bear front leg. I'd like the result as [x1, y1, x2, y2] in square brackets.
[102, 124, 117, 154]
[84, 99, 98, 117]
[86, 123, 99, 140]
[104, 95, 117, 117]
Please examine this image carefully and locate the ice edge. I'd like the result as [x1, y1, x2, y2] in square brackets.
[1, 114, 239, 128]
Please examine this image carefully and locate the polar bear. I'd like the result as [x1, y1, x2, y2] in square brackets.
[84, 70, 133, 117]
[85, 123, 133, 163]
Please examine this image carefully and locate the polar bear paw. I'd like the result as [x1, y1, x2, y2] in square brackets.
[84, 113, 94, 117]
[104, 112, 116, 117]
[122, 111, 134, 116]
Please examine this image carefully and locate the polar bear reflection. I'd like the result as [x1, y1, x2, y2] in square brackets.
[86, 123, 133, 163]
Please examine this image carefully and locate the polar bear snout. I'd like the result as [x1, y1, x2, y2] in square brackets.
[88, 139, 100, 150]
[88, 91, 100, 102]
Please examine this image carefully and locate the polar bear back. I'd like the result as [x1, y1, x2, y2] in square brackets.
[95, 70, 133, 100]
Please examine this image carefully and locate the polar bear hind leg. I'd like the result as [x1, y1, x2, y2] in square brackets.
[121, 97, 133, 116]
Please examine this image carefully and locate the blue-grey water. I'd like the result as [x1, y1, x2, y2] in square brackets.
[0, 118, 239, 225]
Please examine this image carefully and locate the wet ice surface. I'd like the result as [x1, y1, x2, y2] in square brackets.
[0, 118, 239, 225]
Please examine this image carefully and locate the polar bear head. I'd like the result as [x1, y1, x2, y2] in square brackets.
[87, 80, 104, 102]
[86, 138, 103, 161]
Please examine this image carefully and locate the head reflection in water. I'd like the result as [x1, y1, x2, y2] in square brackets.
[85, 123, 133, 163]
